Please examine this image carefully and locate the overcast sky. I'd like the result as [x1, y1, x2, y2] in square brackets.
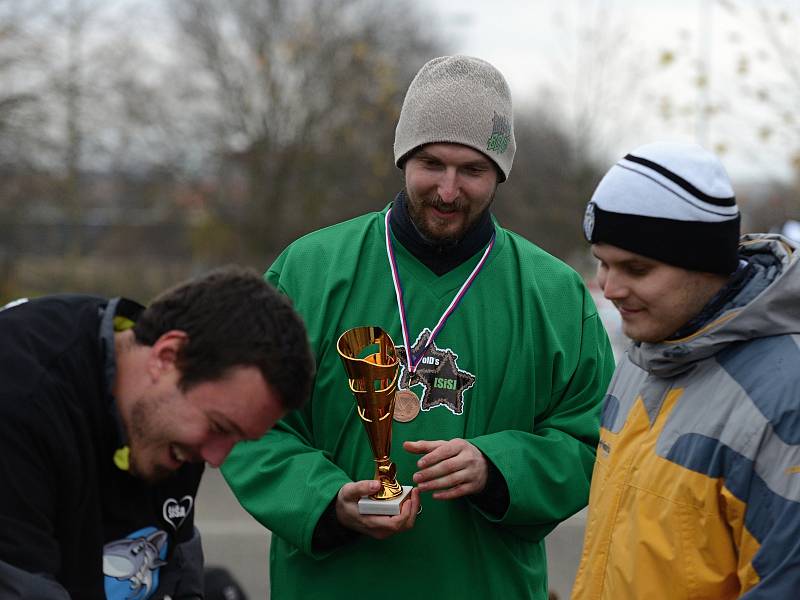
[417, 0, 798, 184]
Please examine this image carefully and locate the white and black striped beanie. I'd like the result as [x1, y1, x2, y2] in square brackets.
[394, 55, 515, 182]
[583, 141, 740, 274]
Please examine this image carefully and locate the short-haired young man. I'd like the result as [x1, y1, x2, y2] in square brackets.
[572, 141, 800, 599]
[0, 266, 314, 599]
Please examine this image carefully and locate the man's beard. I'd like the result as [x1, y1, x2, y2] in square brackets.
[125, 391, 173, 483]
[406, 190, 495, 246]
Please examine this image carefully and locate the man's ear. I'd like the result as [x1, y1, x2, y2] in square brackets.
[147, 330, 189, 381]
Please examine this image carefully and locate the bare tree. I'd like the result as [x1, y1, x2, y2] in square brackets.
[721, 1, 800, 185]
[0, 0, 51, 172]
[169, 0, 443, 261]
[0, 0, 53, 297]
[655, 0, 800, 230]
[535, 1, 647, 165]
[498, 108, 604, 268]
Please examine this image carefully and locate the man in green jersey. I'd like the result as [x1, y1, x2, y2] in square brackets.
[222, 55, 614, 599]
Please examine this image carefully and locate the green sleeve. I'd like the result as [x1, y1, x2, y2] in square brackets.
[220, 261, 351, 559]
[469, 310, 614, 542]
[221, 412, 351, 558]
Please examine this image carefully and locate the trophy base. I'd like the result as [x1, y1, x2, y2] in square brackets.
[358, 486, 413, 516]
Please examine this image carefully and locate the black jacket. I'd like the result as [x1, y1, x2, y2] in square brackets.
[0, 295, 204, 599]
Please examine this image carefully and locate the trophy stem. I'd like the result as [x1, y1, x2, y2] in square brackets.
[371, 458, 403, 500]
[337, 326, 410, 512]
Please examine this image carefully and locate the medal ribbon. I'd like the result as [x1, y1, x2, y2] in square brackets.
[384, 208, 495, 375]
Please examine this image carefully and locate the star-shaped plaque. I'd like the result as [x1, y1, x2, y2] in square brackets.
[395, 329, 476, 415]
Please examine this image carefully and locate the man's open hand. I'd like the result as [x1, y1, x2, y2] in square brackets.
[403, 438, 488, 500]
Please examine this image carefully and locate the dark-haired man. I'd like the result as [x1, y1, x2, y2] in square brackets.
[572, 142, 800, 599]
[0, 266, 314, 599]
[222, 56, 614, 599]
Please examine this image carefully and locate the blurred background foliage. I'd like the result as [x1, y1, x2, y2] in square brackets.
[1, 0, 798, 305]
[654, 0, 800, 236]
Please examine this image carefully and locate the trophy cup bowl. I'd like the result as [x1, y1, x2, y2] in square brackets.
[337, 326, 412, 515]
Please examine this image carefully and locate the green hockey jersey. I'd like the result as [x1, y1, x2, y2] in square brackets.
[222, 206, 614, 599]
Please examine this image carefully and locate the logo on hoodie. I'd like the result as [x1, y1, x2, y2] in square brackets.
[103, 527, 168, 600]
[162, 495, 194, 531]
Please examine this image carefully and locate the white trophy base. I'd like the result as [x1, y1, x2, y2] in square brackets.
[358, 485, 413, 516]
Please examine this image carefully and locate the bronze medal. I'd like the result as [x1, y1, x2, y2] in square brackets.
[393, 389, 420, 423]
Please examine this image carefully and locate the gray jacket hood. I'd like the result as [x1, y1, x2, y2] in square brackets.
[628, 233, 800, 377]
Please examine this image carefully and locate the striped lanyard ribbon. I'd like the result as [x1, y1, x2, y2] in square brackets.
[384, 208, 495, 375]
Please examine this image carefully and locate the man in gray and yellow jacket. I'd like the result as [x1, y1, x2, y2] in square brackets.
[573, 141, 800, 599]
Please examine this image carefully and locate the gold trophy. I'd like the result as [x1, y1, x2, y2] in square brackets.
[337, 326, 412, 515]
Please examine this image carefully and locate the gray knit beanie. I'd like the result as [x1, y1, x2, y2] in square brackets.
[394, 55, 516, 182]
[584, 141, 741, 274]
